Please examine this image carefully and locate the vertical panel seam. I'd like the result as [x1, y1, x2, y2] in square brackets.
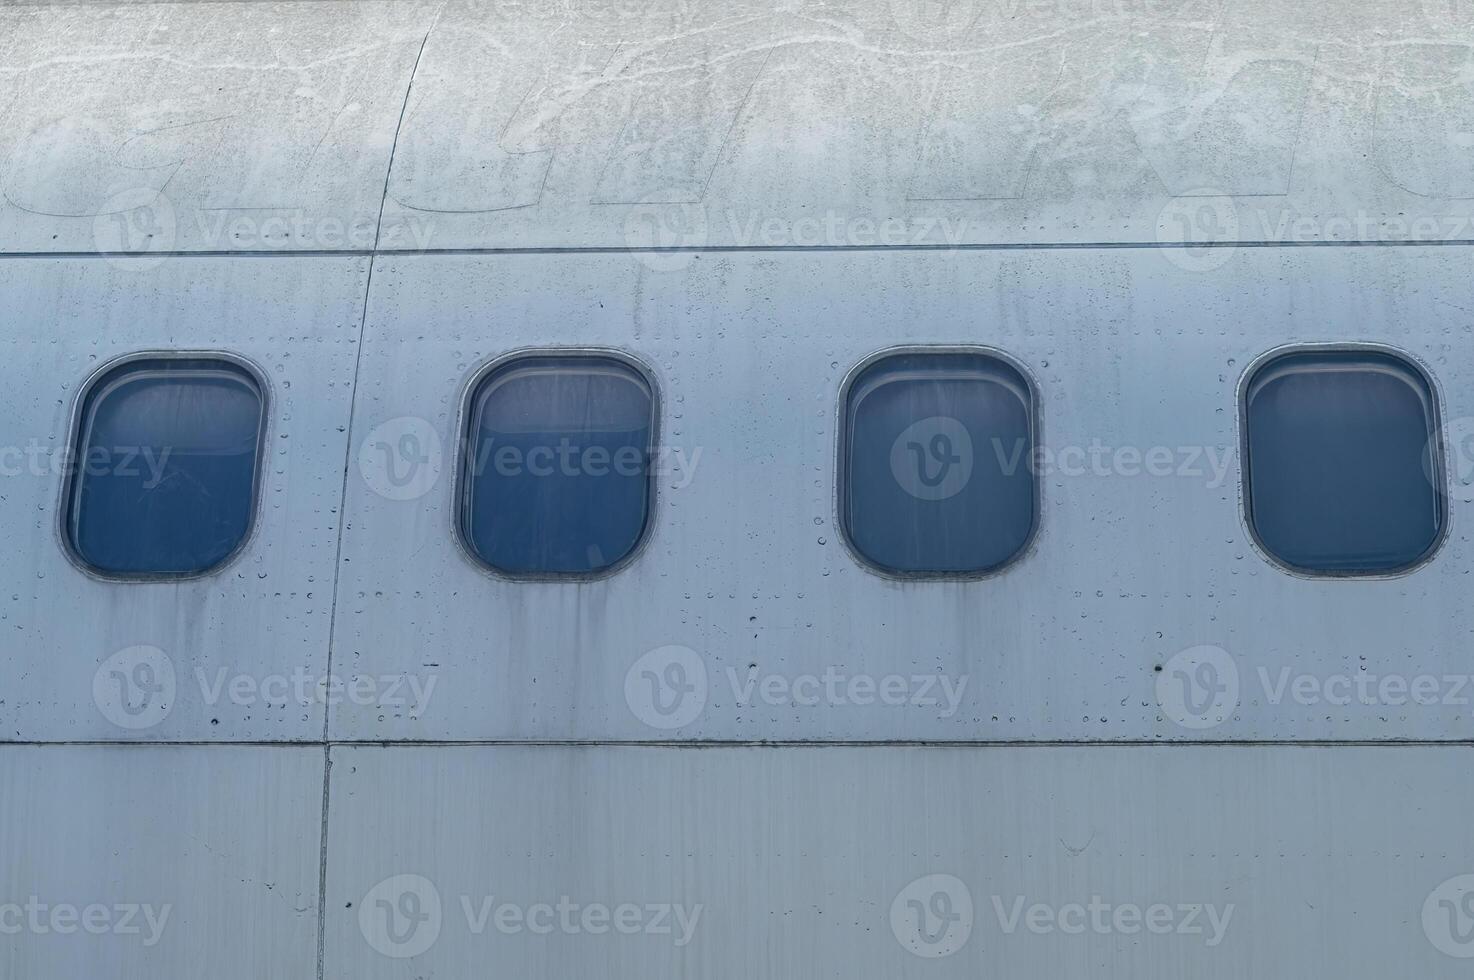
[317, 7, 446, 978]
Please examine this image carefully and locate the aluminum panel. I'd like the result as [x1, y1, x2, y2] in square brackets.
[334, 244, 1474, 742]
[4, 1, 1469, 254]
[0, 256, 366, 741]
[324, 744, 1474, 978]
[0, 0, 436, 254]
[376, 0, 1474, 250]
[0, 745, 323, 979]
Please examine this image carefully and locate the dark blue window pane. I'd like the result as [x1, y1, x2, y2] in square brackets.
[1244, 350, 1443, 574]
[462, 355, 655, 576]
[68, 359, 264, 576]
[842, 351, 1036, 575]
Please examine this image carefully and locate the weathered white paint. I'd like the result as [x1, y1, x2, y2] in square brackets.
[0, 1, 436, 254]
[3, 1, 1472, 254]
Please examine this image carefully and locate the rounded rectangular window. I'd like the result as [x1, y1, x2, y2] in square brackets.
[459, 353, 656, 577]
[1242, 348, 1444, 575]
[840, 349, 1037, 576]
[65, 356, 266, 578]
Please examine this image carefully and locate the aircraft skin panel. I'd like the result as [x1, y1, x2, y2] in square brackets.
[0, 256, 367, 742]
[324, 743, 1474, 979]
[0, 745, 324, 980]
[1, 1, 1472, 254]
[331, 244, 1474, 743]
[3, 2, 1473, 977]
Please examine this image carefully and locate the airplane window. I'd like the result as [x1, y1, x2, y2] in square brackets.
[460, 353, 656, 577]
[841, 350, 1036, 576]
[65, 357, 266, 577]
[1243, 349, 1444, 574]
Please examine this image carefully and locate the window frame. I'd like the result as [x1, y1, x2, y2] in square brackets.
[835, 345, 1042, 581]
[59, 349, 271, 583]
[1237, 342, 1449, 579]
[452, 347, 662, 582]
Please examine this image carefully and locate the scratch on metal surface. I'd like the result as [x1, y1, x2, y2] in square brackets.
[1060, 832, 1097, 856]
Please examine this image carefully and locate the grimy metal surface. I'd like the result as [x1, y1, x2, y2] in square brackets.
[324, 745, 1474, 979]
[3, 0, 1474, 976]
[335, 244, 1474, 743]
[1, 0, 1472, 254]
[0, 256, 368, 742]
[0, 746, 324, 979]
[0, 0, 437, 254]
